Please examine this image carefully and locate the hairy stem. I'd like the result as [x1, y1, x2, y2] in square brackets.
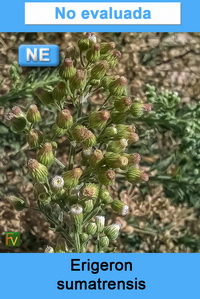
[74, 229, 81, 253]
[54, 158, 66, 170]
[69, 145, 76, 170]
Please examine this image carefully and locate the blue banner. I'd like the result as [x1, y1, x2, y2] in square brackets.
[0, 0, 199, 32]
[1, 253, 200, 298]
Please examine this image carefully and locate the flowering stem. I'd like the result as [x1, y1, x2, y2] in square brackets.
[74, 229, 81, 253]
[54, 158, 66, 169]
[66, 80, 73, 98]
[69, 145, 75, 170]
[80, 167, 92, 182]
[29, 123, 34, 130]
[92, 86, 102, 94]
[80, 50, 85, 67]
[96, 234, 100, 253]
[98, 120, 112, 140]
[99, 94, 111, 110]
[83, 207, 101, 224]
[38, 201, 74, 248]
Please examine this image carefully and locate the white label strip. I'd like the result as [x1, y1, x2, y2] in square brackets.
[25, 2, 181, 25]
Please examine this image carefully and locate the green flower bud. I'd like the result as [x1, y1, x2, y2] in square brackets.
[124, 153, 141, 166]
[114, 96, 132, 112]
[28, 159, 48, 183]
[85, 222, 97, 235]
[10, 106, 27, 129]
[104, 152, 128, 169]
[63, 168, 83, 189]
[83, 199, 94, 214]
[26, 104, 41, 123]
[95, 216, 105, 233]
[71, 125, 96, 147]
[110, 110, 128, 124]
[130, 102, 152, 118]
[56, 109, 73, 129]
[107, 139, 128, 153]
[98, 169, 116, 186]
[45, 246, 54, 253]
[115, 124, 135, 139]
[99, 236, 109, 248]
[104, 222, 121, 240]
[83, 130, 97, 148]
[38, 191, 51, 204]
[90, 79, 100, 87]
[82, 183, 99, 199]
[51, 141, 58, 150]
[99, 188, 113, 204]
[101, 126, 117, 139]
[86, 43, 101, 64]
[101, 75, 115, 90]
[6, 112, 27, 133]
[59, 58, 76, 80]
[89, 149, 104, 166]
[52, 81, 66, 102]
[88, 110, 110, 129]
[34, 87, 54, 105]
[69, 70, 86, 93]
[90, 60, 109, 80]
[70, 204, 83, 229]
[37, 142, 54, 167]
[78, 37, 90, 52]
[125, 167, 149, 184]
[100, 42, 116, 55]
[51, 175, 64, 193]
[109, 76, 127, 96]
[33, 183, 51, 204]
[27, 129, 43, 148]
[52, 124, 67, 137]
[71, 125, 85, 141]
[78, 33, 96, 52]
[128, 132, 139, 144]
[104, 50, 122, 68]
[111, 199, 129, 216]
[11, 106, 25, 117]
[9, 196, 26, 211]
[80, 233, 89, 243]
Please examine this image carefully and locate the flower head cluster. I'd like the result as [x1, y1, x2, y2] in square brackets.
[7, 33, 151, 253]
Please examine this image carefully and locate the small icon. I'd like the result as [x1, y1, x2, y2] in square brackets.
[18, 45, 60, 67]
[5, 232, 21, 247]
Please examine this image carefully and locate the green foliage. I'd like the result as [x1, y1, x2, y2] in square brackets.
[0, 62, 60, 104]
[135, 84, 200, 207]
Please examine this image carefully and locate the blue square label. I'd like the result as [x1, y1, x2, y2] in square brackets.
[18, 45, 60, 67]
